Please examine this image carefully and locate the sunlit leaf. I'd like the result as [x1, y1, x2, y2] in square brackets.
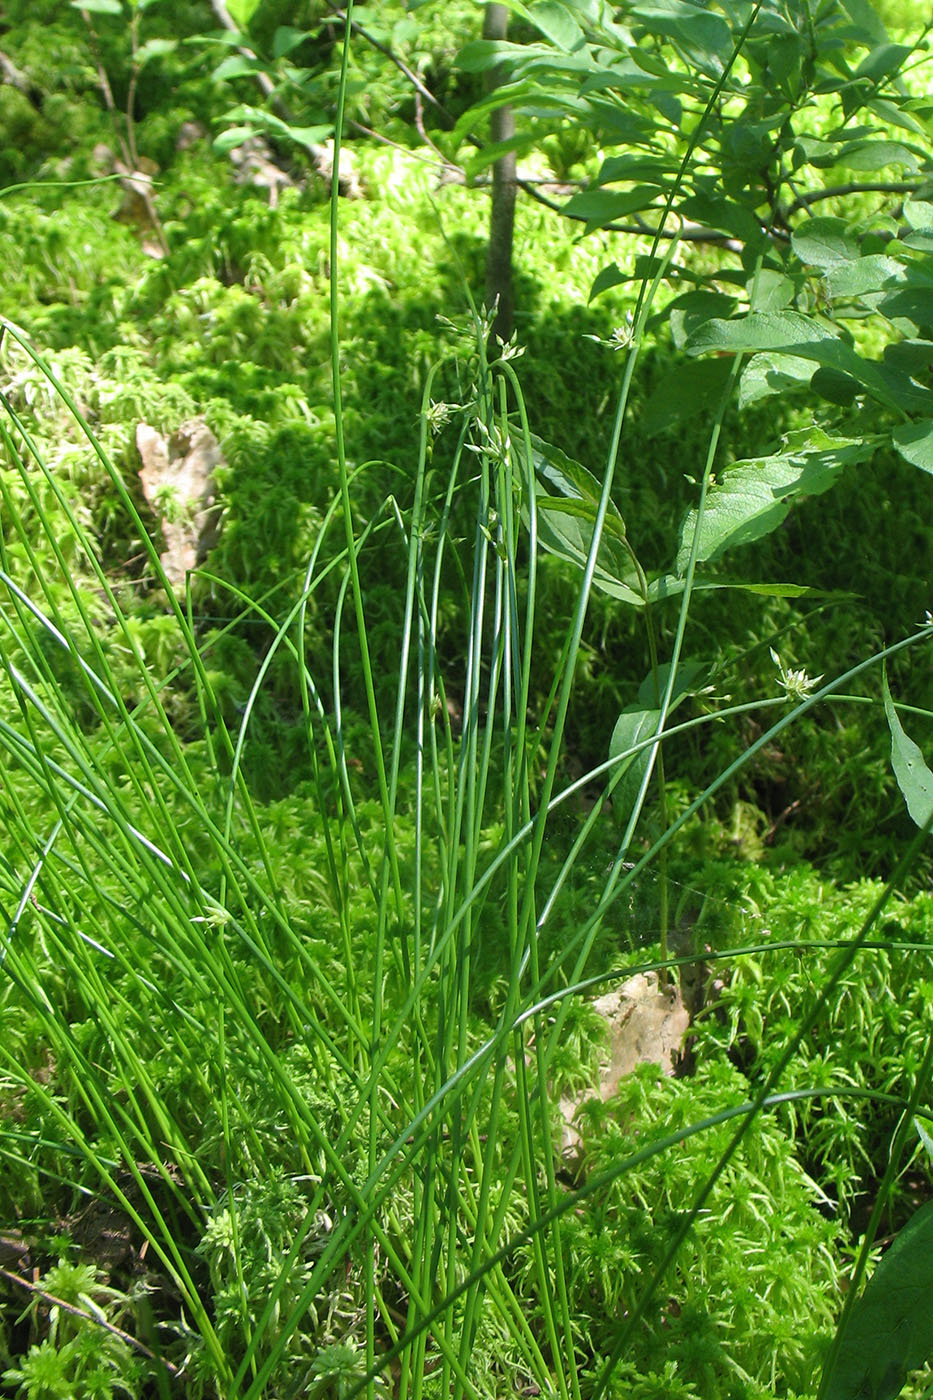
[213, 54, 259, 81]
[562, 185, 665, 229]
[686, 312, 900, 409]
[224, 0, 261, 29]
[792, 218, 859, 270]
[527, 0, 585, 51]
[675, 430, 873, 574]
[630, 4, 733, 76]
[135, 37, 177, 66]
[739, 353, 814, 407]
[610, 664, 706, 821]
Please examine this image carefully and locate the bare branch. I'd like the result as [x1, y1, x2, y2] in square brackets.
[515, 178, 748, 247]
[786, 180, 922, 219]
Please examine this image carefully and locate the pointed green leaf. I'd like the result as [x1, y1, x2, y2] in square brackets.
[823, 1201, 933, 1400]
[825, 255, 903, 300]
[834, 139, 922, 172]
[630, 5, 733, 76]
[610, 663, 706, 820]
[525, 437, 645, 606]
[636, 660, 707, 709]
[646, 577, 833, 603]
[527, 0, 585, 51]
[641, 359, 733, 438]
[903, 198, 933, 233]
[135, 37, 177, 66]
[748, 270, 795, 313]
[610, 706, 660, 822]
[739, 353, 815, 407]
[213, 54, 260, 81]
[686, 312, 900, 409]
[213, 126, 255, 153]
[589, 262, 625, 302]
[224, 0, 261, 28]
[838, 0, 889, 43]
[273, 26, 310, 59]
[791, 218, 859, 270]
[562, 185, 665, 229]
[675, 431, 872, 575]
[883, 671, 933, 830]
[677, 193, 764, 245]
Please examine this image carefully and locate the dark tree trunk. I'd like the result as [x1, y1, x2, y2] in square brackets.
[483, 3, 516, 343]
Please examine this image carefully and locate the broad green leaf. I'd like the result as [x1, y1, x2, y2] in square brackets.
[810, 367, 859, 407]
[877, 286, 933, 333]
[739, 353, 814, 408]
[853, 43, 912, 85]
[641, 359, 733, 438]
[636, 659, 707, 709]
[610, 663, 707, 820]
[825, 255, 903, 300]
[838, 0, 889, 43]
[868, 97, 928, 139]
[892, 420, 933, 476]
[792, 218, 858, 271]
[527, 0, 585, 51]
[599, 153, 679, 184]
[72, 0, 122, 11]
[630, 5, 733, 76]
[688, 310, 838, 356]
[686, 313, 900, 409]
[526, 437, 645, 605]
[903, 197, 933, 233]
[273, 26, 310, 59]
[883, 670, 933, 830]
[823, 1201, 933, 1400]
[610, 706, 659, 822]
[646, 577, 830, 604]
[213, 54, 260, 81]
[589, 262, 625, 302]
[225, 0, 261, 28]
[677, 193, 764, 245]
[675, 430, 872, 575]
[562, 185, 665, 228]
[834, 139, 922, 172]
[135, 37, 176, 66]
[213, 126, 255, 154]
[668, 290, 737, 348]
[748, 270, 795, 313]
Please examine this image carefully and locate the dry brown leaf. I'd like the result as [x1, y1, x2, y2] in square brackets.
[137, 418, 223, 595]
[558, 972, 690, 1163]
